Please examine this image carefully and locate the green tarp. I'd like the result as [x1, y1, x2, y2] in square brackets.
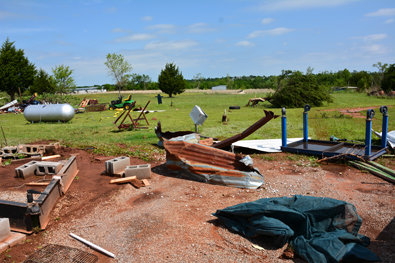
[213, 195, 381, 263]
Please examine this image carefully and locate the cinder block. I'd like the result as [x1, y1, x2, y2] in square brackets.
[125, 164, 151, 179]
[0, 218, 11, 241]
[15, 161, 39, 179]
[36, 161, 62, 175]
[105, 156, 130, 175]
[4, 232, 26, 247]
[0, 242, 8, 254]
[1, 146, 18, 155]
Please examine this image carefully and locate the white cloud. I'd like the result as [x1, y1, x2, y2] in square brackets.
[111, 28, 131, 33]
[361, 44, 387, 54]
[113, 34, 156, 42]
[261, 18, 274, 24]
[141, 16, 153, 21]
[385, 18, 394, 24]
[351, 34, 387, 42]
[256, 0, 356, 11]
[365, 8, 395, 17]
[0, 10, 22, 20]
[144, 40, 198, 51]
[235, 41, 255, 47]
[187, 23, 218, 34]
[248, 27, 295, 38]
[146, 24, 177, 34]
[106, 7, 117, 13]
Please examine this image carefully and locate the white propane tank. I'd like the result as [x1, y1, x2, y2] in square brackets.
[24, 104, 75, 123]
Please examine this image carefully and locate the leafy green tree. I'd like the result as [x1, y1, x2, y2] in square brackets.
[193, 73, 204, 89]
[104, 53, 133, 95]
[52, 65, 76, 95]
[127, 73, 151, 90]
[158, 63, 186, 97]
[267, 72, 333, 108]
[381, 63, 395, 93]
[372, 62, 388, 88]
[0, 38, 36, 101]
[30, 68, 56, 95]
[103, 83, 116, 91]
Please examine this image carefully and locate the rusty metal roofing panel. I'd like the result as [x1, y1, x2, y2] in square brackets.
[163, 140, 264, 189]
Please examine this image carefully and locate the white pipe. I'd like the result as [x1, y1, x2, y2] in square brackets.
[70, 233, 115, 258]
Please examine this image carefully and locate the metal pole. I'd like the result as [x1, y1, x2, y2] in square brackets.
[380, 106, 389, 149]
[303, 105, 311, 142]
[1, 126, 7, 146]
[70, 233, 115, 258]
[281, 108, 287, 147]
[365, 109, 375, 157]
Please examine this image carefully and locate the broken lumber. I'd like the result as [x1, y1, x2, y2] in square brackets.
[129, 179, 144, 189]
[42, 155, 61, 160]
[142, 179, 150, 186]
[110, 176, 136, 184]
[26, 182, 50, 186]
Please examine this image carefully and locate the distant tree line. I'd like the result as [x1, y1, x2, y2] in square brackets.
[1, 37, 394, 104]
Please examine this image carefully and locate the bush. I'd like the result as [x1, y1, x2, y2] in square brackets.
[267, 74, 333, 108]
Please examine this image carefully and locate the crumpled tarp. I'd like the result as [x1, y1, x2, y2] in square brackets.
[213, 195, 381, 263]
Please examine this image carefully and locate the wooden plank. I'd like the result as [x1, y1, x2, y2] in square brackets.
[26, 182, 50, 186]
[142, 179, 150, 186]
[42, 155, 61, 160]
[110, 176, 136, 184]
[129, 179, 144, 189]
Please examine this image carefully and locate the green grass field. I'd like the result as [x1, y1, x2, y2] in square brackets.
[0, 90, 394, 159]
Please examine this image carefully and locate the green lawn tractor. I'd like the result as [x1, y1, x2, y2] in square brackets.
[108, 94, 135, 110]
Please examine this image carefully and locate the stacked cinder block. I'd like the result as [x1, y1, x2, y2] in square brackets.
[15, 161, 39, 179]
[0, 218, 10, 241]
[105, 156, 130, 175]
[125, 164, 151, 179]
[35, 162, 62, 175]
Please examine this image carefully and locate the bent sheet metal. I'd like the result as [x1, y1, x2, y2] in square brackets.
[163, 140, 264, 189]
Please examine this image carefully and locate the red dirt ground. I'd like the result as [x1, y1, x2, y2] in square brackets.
[1, 144, 394, 262]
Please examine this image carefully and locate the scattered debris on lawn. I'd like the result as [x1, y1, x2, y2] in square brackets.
[245, 97, 266, 107]
[85, 103, 107, 112]
[213, 195, 381, 263]
[281, 105, 388, 161]
[24, 244, 99, 263]
[164, 139, 264, 189]
[231, 137, 305, 153]
[213, 110, 279, 149]
[349, 160, 395, 184]
[79, 98, 98, 108]
[113, 100, 150, 130]
[373, 129, 395, 149]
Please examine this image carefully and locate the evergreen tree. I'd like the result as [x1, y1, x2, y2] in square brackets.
[30, 68, 56, 95]
[0, 38, 36, 101]
[381, 64, 395, 93]
[158, 63, 185, 97]
[267, 72, 333, 108]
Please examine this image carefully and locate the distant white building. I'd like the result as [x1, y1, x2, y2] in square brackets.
[73, 87, 107, 94]
[211, 85, 227, 91]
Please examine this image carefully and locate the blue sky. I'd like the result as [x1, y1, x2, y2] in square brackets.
[1, 0, 394, 86]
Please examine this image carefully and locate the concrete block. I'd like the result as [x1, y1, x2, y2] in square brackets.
[125, 164, 151, 179]
[15, 161, 39, 179]
[36, 161, 62, 175]
[105, 156, 130, 175]
[0, 218, 11, 241]
[1, 146, 18, 154]
[19, 145, 41, 154]
[0, 242, 8, 254]
[4, 232, 26, 247]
